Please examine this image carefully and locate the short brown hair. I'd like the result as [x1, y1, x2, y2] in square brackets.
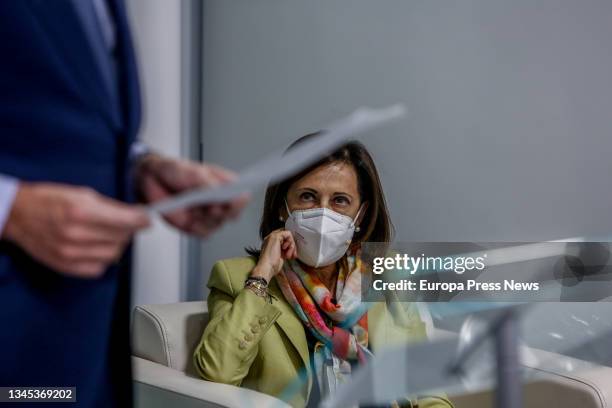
[246, 132, 394, 258]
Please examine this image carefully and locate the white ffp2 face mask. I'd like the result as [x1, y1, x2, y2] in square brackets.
[284, 201, 363, 268]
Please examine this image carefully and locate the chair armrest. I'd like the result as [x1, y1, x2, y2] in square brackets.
[524, 351, 612, 408]
[132, 357, 291, 408]
[431, 328, 612, 407]
[450, 347, 612, 408]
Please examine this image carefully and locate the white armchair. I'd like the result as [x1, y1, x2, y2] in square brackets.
[131, 301, 290, 408]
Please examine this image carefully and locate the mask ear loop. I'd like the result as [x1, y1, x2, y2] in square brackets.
[283, 199, 292, 220]
[345, 204, 365, 256]
[353, 204, 364, 232]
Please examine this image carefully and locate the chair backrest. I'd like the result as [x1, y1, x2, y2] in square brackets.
[131, 301, 209, 376]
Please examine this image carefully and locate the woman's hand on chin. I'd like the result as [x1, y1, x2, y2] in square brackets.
[251, 229, 298, 282]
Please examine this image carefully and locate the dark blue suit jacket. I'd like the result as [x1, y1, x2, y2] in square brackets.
[0, 1, 140, 406]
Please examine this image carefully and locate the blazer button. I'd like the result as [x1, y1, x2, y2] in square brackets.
[244, 334, 253, 341]
[259, 317, 268, 324]
[251, 326, 260, 334]
[239, 340, 247, 349]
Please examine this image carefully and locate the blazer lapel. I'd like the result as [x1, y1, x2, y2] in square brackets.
[268, 278, 313, 381]
[25, 0, 122, 130]
[107, 0, 141, 140]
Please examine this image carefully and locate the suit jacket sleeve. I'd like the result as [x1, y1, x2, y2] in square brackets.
[193, 259, 282, 386]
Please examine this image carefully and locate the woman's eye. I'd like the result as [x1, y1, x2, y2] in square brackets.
[334, 196, 350, 206]
[300, 192, 315, 201]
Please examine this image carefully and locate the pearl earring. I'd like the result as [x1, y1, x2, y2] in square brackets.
[279, 215, 284, 222]
[355, 226, 361, 232]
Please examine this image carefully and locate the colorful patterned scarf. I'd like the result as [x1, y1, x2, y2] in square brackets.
[276, 255, 370, 399]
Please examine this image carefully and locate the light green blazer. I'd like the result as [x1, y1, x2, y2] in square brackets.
[193, 257, 453, 408]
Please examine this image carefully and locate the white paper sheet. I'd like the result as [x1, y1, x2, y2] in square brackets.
[148, 104, 406, 214]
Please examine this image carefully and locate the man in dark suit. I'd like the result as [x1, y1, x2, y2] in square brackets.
[0, 0, 247, 406]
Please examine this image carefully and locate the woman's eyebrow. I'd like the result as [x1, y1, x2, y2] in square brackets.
[296, 187, 318, 194]
[334, 192, 354, 199]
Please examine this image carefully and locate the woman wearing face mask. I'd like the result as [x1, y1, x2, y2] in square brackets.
[193, 134, 453, 408]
